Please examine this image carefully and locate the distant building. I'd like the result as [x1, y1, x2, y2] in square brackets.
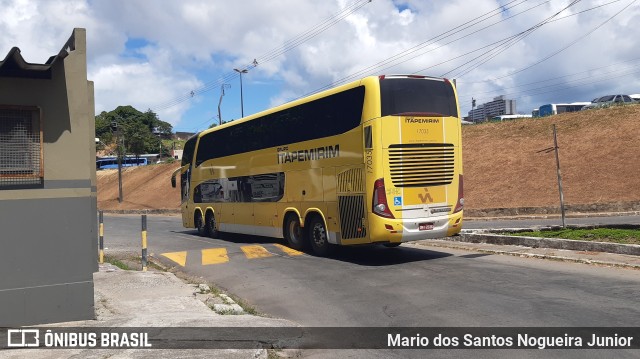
[171, 149, 183, 160]
[490, 114, 532, 121]
[174, 131, 196, 140]
[468, 95, 516, 122]
[537, 102, 590, 117]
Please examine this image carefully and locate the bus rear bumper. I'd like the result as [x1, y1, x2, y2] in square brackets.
[395, 212, 463, 243]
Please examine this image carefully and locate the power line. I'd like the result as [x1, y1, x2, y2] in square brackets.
[299, 0, 534, 97]
[441, 0, 582, 79]
[456, 0, 637, 115]
[458, 57, 640, 98]
[546, 0, 623, 23]
[470, 65, 640, 108]
[152, 0, 372, 113]
[300, 0, 624, 100]
[483, 0, 637, 82]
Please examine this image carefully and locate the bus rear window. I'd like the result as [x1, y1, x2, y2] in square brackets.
[380, 78, 458, 118]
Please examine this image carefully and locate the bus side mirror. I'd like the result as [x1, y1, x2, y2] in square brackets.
[171, 176, 176, 188]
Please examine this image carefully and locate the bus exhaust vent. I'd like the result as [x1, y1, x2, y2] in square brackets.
[337, 167, 365, 193]
[337, 167, 367, 239]
[338, 195, 367, 239]
[388, 143, 455, 187]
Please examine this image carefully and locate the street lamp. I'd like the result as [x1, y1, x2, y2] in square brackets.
[217, 83, 231, 126]
[233, 68, 248, 118]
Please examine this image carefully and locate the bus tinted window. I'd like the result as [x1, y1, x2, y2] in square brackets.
[195, 86, 365, 166]
[182, 136, 197, 166]
[380, 78, 457, 118]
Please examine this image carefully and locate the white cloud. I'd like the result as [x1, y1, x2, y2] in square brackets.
[1, 0, 639, 126]
[89, 59, 202, 126]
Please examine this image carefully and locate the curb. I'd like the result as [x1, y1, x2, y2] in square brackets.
[457, 232, 640, 256]
[464, 202, 640, 218]
[415, 241, 640, 270]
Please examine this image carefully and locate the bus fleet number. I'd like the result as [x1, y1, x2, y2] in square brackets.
[365, 150, 373, 173]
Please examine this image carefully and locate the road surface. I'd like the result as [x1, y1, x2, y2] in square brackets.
[101, 214, 640, 358]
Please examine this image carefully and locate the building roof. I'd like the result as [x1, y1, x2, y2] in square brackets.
[0, 32, 75, 79]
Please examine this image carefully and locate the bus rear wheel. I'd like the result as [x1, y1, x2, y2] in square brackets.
[205, 211, 218, 238]
[308, 215, 335, 257]
[284, 214, 305, 250]
[195, 212, 209, 237]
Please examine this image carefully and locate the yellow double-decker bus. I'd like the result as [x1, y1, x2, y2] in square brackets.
[172, 75, 463, 256]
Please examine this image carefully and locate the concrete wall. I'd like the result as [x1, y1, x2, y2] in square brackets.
[0, 28, 97, 325]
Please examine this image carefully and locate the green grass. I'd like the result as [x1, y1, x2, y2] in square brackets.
[104, 255, 131, 270]
[508, 228, 640, 245]
[226, 293, 261, 316]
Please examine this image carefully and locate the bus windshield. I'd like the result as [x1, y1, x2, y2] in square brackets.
[380, 77, 457, 118]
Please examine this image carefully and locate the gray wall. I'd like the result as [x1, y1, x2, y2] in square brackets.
[0, 28, 97, 325]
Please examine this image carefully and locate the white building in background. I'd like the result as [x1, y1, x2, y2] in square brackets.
[468, 95, 517, 122]
[171, 149, 183, 160]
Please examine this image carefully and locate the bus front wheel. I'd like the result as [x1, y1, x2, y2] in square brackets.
[284, 214, 305, 250]
[308, 215, 335, 257]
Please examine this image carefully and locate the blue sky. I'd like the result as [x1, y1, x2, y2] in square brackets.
[1, 0, 639, 132]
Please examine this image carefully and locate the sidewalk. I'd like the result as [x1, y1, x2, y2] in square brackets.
[0, 264, 299, 359]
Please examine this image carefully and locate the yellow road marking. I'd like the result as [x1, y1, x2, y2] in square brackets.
[161, 251, 187, 266]
[241, 245, 273, 259]
[273, 243, 304, 256]
[202, 248, 229, 265]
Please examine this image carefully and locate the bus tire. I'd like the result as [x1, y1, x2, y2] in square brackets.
[307, 215, 335, 257]
[383, 243, 401, 248]
[284, 214, 305, 250]
[205, 211, 218, 238]
[195, 211, 208, 237]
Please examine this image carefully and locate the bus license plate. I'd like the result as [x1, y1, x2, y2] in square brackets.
[419, 223, 434, 231]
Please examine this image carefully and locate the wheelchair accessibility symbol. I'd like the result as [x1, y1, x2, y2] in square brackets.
[393, 196, 402, 206]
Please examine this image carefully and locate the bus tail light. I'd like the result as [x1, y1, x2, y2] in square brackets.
[454, 174, 464, 213]
[372, 178, 395, 218]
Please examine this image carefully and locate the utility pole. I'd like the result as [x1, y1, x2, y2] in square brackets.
[472, 98, 477, 123]
[536, 125, 566, 228]
[111, 120, 123, 203]
[553, 124, 566, 228]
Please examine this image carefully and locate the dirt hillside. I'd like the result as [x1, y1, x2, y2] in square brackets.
[97, 163, 181, 210]
[463, 105, 640, 210]
[97, 105, 640, 212]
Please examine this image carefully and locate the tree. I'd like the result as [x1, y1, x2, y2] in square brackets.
[125, 122, 148, 160]
[208, 119, 231, 129]
[95, 111, 113, 144]
[94, 106, 173, 155]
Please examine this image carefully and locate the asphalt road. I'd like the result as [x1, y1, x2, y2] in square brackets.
[102, 214, 640, 358]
